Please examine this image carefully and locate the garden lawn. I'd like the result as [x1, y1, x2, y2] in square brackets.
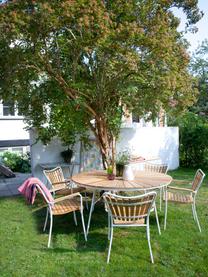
[0, 168, 208, 277]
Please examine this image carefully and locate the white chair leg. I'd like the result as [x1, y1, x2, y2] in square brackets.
[80, 210, 87, 241]
[154, 204, 161, 235]
[73, 211, 78, 226]
[193, 201, 201, 232]
[108, 213, 111, 240]
[43, 208, 49, 232]
[85, 192, 89, 210]
[146, 218, 154, 263]
[160, 188, 162, 211]
[192, 204, 196, 221]
[107, 226, 113, 263]
[48, 211, 53, 248]
[87, 190, 96, 235]
[164, 187, 168, 230]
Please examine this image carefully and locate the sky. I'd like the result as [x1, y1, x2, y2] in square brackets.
[174, 0, 208, 53]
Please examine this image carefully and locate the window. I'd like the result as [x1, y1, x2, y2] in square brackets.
[3, 101, 15, 116]
[11, 147, 24, 155]
[1, 101, 23, 117]
[0, 146, 29, 155]
[132, 114, 140, 123]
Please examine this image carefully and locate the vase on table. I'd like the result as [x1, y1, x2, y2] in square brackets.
[123, 164, 134, 181]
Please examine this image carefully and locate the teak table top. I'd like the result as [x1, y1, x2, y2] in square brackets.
[72, 170, 172, 191]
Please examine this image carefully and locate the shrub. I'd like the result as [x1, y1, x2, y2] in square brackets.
[169, 112, 208, 168]
[1, 151, 31, 173]
[116, 150, 130, 165]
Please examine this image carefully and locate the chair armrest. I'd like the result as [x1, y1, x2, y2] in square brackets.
[168, 186, 193, 192]
[52, 180, 69, 185]
[171, 179, 192, 185]
[53, 193, 81, 203]
[49, 184, 67, 193]
[32, 203, 47, 212]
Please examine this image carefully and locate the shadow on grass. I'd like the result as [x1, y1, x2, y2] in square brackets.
[30, 231, 108, 253]
[30, 195, 164, 257]
[33, 202, 107, 230]
[31, 200, 110, 252]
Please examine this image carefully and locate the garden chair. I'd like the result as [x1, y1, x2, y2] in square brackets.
[103, 191, 157, 263]
[43, 166, 88, 209]
[164, 169, 205, 232]
[36, 183, 87, 247]
[144, 162, 168, 211]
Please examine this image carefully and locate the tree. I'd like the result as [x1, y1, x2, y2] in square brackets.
[169, 112, 208, 168]
[190, 39, 208, 119]
[0, 0, 202, 169]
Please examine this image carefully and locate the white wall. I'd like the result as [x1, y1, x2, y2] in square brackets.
[30, 126, 179, 183]
[117, 126, 179, 170]
[30, 129, 81, 183]
[0, 119, 29, 140]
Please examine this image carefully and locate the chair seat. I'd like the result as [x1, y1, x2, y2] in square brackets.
[52, 198, 81, 215]
[113, 218, 145, 225]
[55, 186, 86, 195]
[164, 191, 193, 203]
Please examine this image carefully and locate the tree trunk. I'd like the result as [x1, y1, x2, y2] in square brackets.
[90, 118, 116, 171]
[99, 138, 116, 171]
[111, 136, 116, 174]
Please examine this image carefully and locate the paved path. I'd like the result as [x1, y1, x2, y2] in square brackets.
[0, 173, 31, 197]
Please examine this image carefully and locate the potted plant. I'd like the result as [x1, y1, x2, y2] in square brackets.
[107, 165, 115, 180]
[61, 147, 73, 163]
[116, 150, 130, 177]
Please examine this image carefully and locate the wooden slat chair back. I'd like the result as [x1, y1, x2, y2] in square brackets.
[144, 163, 168, 174]
[144, 162, 168, 211]
[44, 167, 88, 209]
[191, 169, 205, 192]
[165, 169, 206, 232]
[104, 193, 156, 225]
[103, 192, 157, 263]
[44, 166, 65, 189]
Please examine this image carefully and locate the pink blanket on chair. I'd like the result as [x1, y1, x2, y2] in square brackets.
[18, 177, 54, 205]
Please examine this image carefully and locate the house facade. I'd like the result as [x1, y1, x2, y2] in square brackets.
[0, 100, 30, 155]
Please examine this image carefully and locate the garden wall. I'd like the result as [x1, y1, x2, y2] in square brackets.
[117, 126, 179, 170]
[30, 126, 179, 184]
[29, 129, 81, 183]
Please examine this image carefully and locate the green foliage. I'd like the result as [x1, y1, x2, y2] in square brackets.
[60, 148, 73, 164]
[116, 150, 130, 166]
[0, 0, 202, 164]
[169, 112, 208, 168]
[1, 151, 31, 173]
[107, 165, 113, 175]
[189, 39, 208, 119]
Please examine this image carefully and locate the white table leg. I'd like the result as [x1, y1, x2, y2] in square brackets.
[87, 190, 96, 235]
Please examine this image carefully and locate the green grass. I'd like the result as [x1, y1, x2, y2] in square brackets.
[0, 168, 208, 277]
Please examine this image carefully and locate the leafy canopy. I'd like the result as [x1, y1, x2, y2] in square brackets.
[169, 112, 208, 168]
[189, 39, 208, 119]
[0, 0, 202, 153]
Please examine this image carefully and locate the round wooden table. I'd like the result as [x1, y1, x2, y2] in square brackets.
[72, 170, 172, 234]
[72, 170, 172, 191]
